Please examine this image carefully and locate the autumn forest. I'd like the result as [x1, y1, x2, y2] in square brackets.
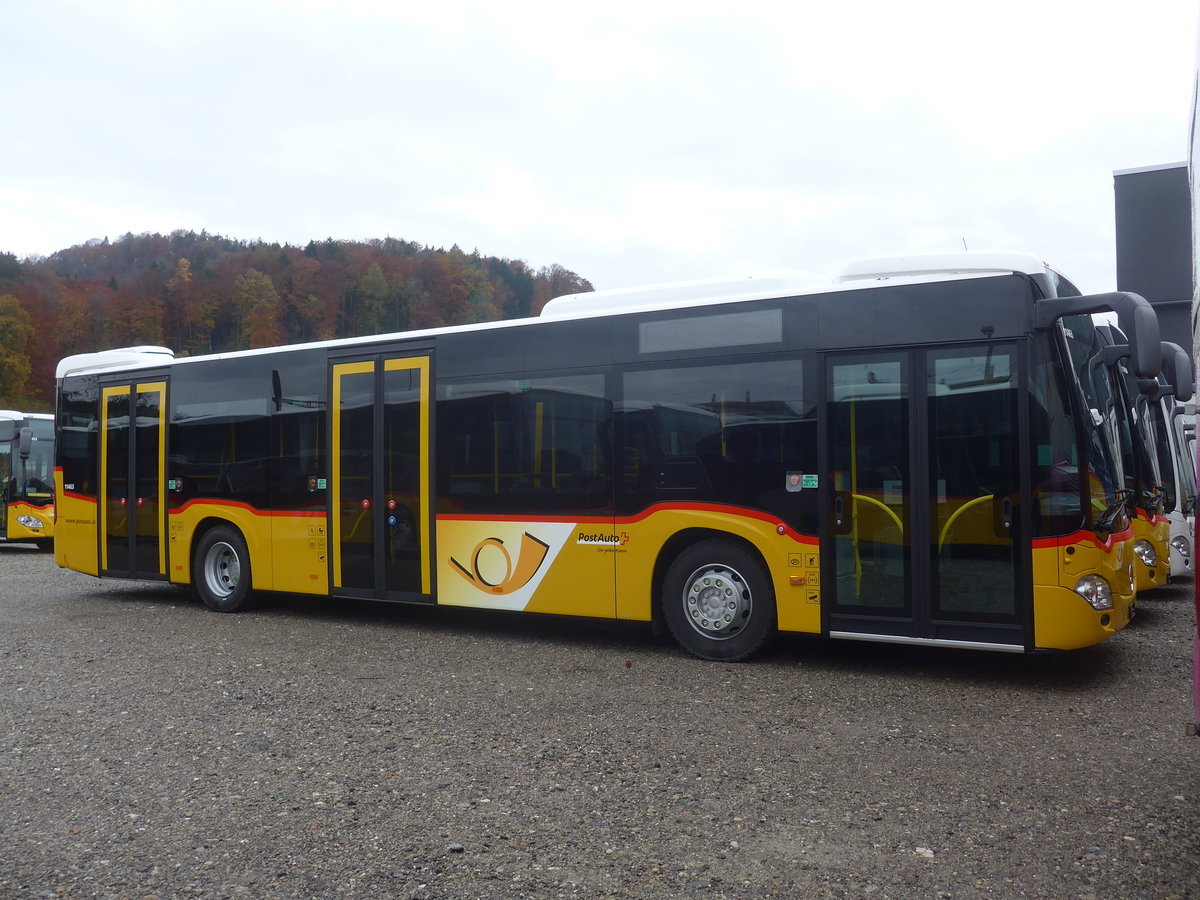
[0, 230, 594, 410]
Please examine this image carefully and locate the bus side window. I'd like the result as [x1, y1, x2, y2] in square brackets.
[437, 374, 612, 514]
[620, 357, 817, 534]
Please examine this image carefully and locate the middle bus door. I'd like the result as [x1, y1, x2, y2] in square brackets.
[823, 345, 1027, 648]
[330, 353, 433, 602]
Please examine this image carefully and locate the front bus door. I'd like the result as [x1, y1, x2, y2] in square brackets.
[824, 344, 1027, 650]
[330, 353, 433, 602]
[100, 379, 168, 580]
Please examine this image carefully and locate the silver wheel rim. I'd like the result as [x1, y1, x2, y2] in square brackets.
[392, 514, 414, 548]
[203, 541, 241, 599]
[681, 563, 751, 641]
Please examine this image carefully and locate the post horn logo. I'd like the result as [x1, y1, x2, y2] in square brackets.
[449, 532, 551, 595]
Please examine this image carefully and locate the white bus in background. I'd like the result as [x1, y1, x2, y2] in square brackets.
[1151, 344, 1195, 578]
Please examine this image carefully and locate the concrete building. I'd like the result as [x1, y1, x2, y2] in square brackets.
[1114, 162, 1192, 355]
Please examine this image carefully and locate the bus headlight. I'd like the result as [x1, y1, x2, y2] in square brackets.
[1170, 535, 1191, 561]
[1132, 540, 1156, 568]
[1074, 575, 1113, 611]
[16, 515, 45, 532]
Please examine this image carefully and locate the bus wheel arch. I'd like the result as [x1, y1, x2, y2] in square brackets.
[191, 521, 254, 613]
[657, 531, 776, 661]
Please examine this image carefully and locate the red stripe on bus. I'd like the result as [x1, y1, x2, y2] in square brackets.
[1031, 527, 1134, 552]
[168, 498, 326, 518]
[437, 502, 820, 544]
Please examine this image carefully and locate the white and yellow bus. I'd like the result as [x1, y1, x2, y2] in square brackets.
[1149, 343, 1195, 579]
[54, 254, 1161, 659]
[0, 410, 55, 550]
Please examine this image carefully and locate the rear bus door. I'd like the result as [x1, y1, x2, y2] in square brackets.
[100, 378, 168, 580]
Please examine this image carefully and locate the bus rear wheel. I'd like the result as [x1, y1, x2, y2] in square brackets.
[662, 539, 775, 661]
[192, 525, 253, 613]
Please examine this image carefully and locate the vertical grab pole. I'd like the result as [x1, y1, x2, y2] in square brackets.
[849, 389, 862, 598]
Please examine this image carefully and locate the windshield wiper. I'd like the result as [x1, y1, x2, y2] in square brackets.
[1133, 484, 1163, 517]
[1096, 489, 1134, 532]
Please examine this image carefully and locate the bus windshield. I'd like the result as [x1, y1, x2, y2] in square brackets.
[23, 418, 55, 497]
[1062, 317, 1129, 531]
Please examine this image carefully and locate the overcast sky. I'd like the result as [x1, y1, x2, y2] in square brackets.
[3, 0, 1197, 294]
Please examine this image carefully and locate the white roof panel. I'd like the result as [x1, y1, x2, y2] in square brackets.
[834, 252, 1049, 284]
[56, 346, 174, 380]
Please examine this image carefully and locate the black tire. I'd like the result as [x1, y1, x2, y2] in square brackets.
[389, 506, 417, 552]
[661, 539, 775, 661]
[191, 525, 253, 612]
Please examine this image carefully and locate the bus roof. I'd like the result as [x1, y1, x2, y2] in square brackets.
[538, 270, 829, 319]
[56, 346, 175, 380]
[0, 410, 52, 423]
[55, 252, 1058, 380]
[541, 251, 1052, 319]
[833, 251, 1050, 283]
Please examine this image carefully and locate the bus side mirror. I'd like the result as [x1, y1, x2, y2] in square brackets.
[1160, 341, 1194, 403]
[18, 427, 32, 460]
[1035, 291, 1162, 383]
[1126, 301, 1163, 384]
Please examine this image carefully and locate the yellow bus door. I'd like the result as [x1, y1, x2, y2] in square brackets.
[330, 354, 432, 601]
[100, 380, 168, 579]
[825, 346, 1026, 649]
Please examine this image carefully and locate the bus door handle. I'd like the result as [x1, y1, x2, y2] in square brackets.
[833, 491, 851, 535]
[994, 494, 1013, 533]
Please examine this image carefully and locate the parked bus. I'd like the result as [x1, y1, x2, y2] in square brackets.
[1061, 317, 1139, 611]
[1150, 343, 1195, 578]
[0, 410, 55, 549]
[1085, 324, 1175, 592]
[53, 253, 1161, 659]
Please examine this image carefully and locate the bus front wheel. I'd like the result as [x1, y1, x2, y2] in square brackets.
[192, 525, 253, 613]
[662, 539, 775, 661]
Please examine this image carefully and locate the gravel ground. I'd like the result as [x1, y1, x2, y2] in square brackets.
[0, 544, 1197, 900]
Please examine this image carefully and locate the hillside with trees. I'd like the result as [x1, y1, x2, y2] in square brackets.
[0, 231, 593, 409]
